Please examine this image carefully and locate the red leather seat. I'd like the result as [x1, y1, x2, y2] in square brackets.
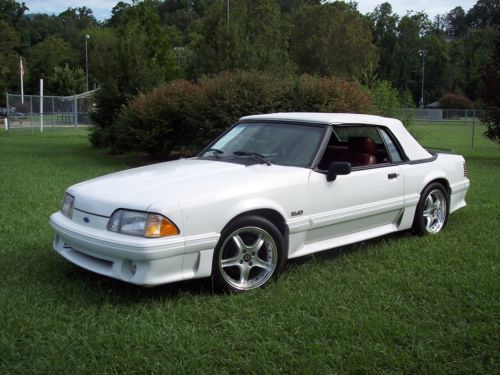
[341, 137, 377, 167]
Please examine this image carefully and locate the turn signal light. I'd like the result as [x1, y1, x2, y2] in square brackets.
[145, 214, 179, 238]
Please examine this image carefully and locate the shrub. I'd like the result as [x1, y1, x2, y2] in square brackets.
[107, 71, 375, 159]
[112, 80, 203, 158]
[368, 80, 403, 118]
[438, 93, 473, 109]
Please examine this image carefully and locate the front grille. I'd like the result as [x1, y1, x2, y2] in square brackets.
[463, 162, 467, 177]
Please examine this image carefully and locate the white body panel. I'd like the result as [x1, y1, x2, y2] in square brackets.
[50, 113, 470, 286]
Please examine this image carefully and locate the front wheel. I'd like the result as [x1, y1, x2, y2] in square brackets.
[213, 216, 286, 292]
[412, 182, 449, 235]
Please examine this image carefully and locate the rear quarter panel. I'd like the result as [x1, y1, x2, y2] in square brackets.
[399, 153, 469, 229]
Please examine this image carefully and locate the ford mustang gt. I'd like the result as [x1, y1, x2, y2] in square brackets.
[50, 113, 470, 291]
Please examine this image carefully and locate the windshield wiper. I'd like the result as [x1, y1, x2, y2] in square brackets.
[233, 151, 272, 166]
[204, 148, 224, 159]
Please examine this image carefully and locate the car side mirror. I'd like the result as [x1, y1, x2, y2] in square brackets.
[326, 162, 351, 182]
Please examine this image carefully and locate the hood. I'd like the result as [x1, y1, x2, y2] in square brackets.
[68, 158, 306, 217]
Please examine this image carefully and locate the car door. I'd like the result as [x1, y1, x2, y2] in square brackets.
[303, 125, 405, 251]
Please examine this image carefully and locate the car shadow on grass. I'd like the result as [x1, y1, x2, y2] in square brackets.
[60, 265, 215, 300]
[51, 230, 413, 302]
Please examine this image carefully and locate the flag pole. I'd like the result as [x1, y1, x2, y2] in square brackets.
[20, 58, 24, 104]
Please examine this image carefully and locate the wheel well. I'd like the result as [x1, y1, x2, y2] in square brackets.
[230, 209, 287, 237]
[428, 178, 451, 196]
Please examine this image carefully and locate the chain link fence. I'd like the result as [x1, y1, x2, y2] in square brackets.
[399, 108, 492, 150]
[2, 92, 95, 131]
[400, 108, 485, 122]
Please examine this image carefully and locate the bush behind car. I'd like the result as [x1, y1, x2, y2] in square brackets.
[91, 71, 376, 159]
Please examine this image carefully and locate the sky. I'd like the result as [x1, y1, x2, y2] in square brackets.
[22, 0, 479, 21]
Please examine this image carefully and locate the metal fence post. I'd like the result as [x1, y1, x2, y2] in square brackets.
[5, 92, 9, 131]
[73, 95, 78, 127]
[40, 79, 44, 132]
[52, 96, 55, 130]
[471, 109, 476, 149]
[30, 95, 33, 131]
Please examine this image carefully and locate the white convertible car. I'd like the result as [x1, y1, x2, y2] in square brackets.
[50, 113, 470, 291]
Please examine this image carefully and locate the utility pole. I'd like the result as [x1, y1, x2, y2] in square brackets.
[85, 34, 90, 92]
[419, 49, 427, 108]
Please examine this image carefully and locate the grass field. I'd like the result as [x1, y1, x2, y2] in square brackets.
[0, 124, 498, 373]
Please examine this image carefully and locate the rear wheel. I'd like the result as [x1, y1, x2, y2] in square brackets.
[413, 182, 449, 235]
[213, 216, 285, 292]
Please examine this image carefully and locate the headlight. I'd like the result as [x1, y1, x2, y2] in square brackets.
[61, 193, 74, 219]
[107, 209, 179, 238]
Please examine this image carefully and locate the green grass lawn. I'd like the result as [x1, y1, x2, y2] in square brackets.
[0, 126, 498, 373]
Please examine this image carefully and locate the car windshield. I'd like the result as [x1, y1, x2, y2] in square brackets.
[201, 122, 326, 167]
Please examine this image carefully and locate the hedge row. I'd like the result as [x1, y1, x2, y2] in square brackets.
[90, 71, 376, 159]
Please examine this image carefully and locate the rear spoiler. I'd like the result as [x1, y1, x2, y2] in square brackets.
[424, 147, 456, 155]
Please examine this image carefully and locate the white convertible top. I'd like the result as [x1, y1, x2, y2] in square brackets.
[240, 112, 432, 161]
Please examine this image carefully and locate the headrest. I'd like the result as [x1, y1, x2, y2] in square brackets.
[348, 137, 377, 154]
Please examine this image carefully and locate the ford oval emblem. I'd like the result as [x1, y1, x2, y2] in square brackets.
[83, 217, 90, 223]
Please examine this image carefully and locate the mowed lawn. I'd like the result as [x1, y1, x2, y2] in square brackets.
[0, 125, 498, 373]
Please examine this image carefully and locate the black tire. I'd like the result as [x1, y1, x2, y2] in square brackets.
[212, 215, 286, 292]
[412, 182, 450, 235]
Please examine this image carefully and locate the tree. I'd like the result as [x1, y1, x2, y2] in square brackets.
[422, 35, 449, 102]
[368, 3, 399, 82]
[276, 0, 322, 13]
[48, 64, 85, 95]
[438, 93, 473, 109]
[392, 12, 431, 103]
[191, 0, 293, 76]
[479, 31, 500, 143]
[28, 36, 78, 90]
[89, 1, 179, 147]
[461, 27, 497, 100]
[467, 0, 500, 28]
[290, 2, 377, 78]
[445, 6, 468, 37]
[0, 20, 20, 105]
[28, 14, 63, 45]
[0, 0, 28, 26]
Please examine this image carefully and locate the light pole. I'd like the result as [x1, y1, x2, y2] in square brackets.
[419, 49, 427, 108]
[85, 34, 90, 92]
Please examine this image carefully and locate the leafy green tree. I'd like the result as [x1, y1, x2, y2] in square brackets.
[445, 6, 468, 37]
[467, 0, 500, 28]
[392, 12, 431, 103]
[57, 7, 98, 53]
[368, 3, 399, 82]
[276, 0, 322, 13]
[28, 14, 63, 45]
[0, 20, 20, 105]
[191, 0, 293, 76]
[89, 1, 179, 147]
[48, 64, 85, 95]
[368, 80, 403, 118]
[461, 27, 497, 100]
[0, 0, 28, 26]
[479, 31, 500, 143]
[28, 36, 78, 91]
[422, 35, 449, 103]
[290, 2, 377, 78]
[0, 0, 30, 53]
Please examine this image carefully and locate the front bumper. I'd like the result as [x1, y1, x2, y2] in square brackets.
[49, 212, 219, 286]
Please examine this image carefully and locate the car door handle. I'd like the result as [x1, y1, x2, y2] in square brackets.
[388, 173, 399, 179]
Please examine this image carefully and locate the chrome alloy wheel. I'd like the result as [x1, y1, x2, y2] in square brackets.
[218, 226, 278, 290]
[422, 189, 447, 234]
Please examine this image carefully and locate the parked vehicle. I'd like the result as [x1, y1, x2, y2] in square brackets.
[0, 107, 26, 120]
[50, 113, 470, 291]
